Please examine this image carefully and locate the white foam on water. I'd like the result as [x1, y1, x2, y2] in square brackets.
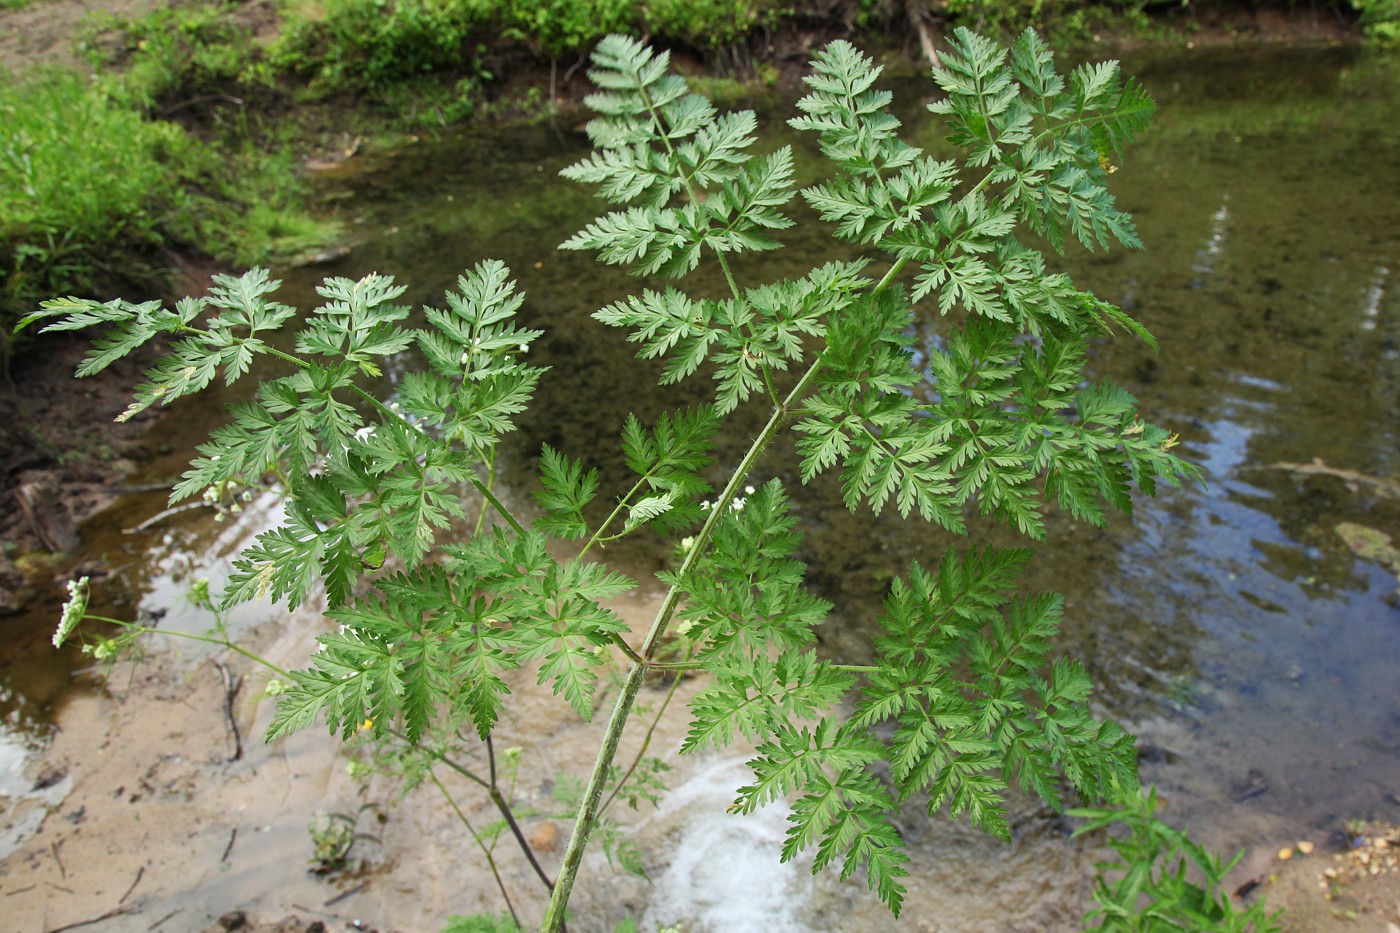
[639, 755, 819, 933]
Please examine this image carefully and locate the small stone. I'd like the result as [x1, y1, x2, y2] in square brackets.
[1298, 841, 1316, 855]
[529, 821, 558, 852]
[1279, 848, 1294, 861]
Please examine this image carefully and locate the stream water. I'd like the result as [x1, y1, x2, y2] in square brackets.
[1, 39, 1398, 932]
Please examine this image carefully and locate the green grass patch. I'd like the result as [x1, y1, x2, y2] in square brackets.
[0, 66, 334, 363]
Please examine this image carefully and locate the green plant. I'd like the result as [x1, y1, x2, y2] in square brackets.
[272, 0, 490, 94]
[0, 69, 184, 360]
[1353, 0, 1400, 42]
[84, 1, 269, 110]
[644, 0, 783, 49]
[28, 28, 1277, 932]
[502, 0, 636, 59]
[1072, 787, 1282, 931]
[307, 806, 380, 873]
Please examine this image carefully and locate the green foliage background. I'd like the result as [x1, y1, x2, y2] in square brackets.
[2, 0, 1394, 363]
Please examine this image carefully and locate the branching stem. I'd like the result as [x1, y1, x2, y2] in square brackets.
[542, 356, 826, 931]
[429, 769, 521, 929]
[83, 614, 293, 680]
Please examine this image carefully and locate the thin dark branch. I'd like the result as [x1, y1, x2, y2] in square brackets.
[220, 827, 237, 863]
[44, 907, 133, 933]
[119, 865, 144, 904]
[323, 881, 368, 907]
[159, 94, 245, 116]
[213, 660, 244, 762]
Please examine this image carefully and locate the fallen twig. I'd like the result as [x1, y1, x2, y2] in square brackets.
[1246, 458, 1400, 499]
[106, 481, 176, 496]
[43, 906, 133, 933]
[146, 909, 182, 930]
[50, 840, 65, 880]
[220, 827, 238, 863]
[118, 865, 144, 904]
[323, 881, 369, 907]
[212, 660, 244, 762]
[121, 501, 210, 535]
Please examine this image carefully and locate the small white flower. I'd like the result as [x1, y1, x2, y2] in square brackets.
[729, 497, 746, 512]
[53, 576, 90, 648]
[700, 500, 713, 511]
[744, 485, 755, 495]
[679, 536, 696, 553]
[518, 342, 529, 353]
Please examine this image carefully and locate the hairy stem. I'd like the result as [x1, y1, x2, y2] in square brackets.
[542, 358, 827, 931]
[599, 655, 689, 820]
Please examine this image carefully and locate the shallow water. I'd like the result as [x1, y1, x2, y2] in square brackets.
[2, 39, 1398, 932]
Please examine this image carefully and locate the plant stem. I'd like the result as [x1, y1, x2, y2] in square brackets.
[429, 769, 521, 929]
[598, 654, 689, 820]
[418, 738, 561, 911]
[86, 615, 293, 679]
[542, 358, 826, 932]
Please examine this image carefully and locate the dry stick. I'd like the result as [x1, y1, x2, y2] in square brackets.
[220, 827, 238, 863]
[323, 881, 369, 907]
[1246, 458, 1400, 499]
[146, 909, 182, 930]
[44, 906, 133, 933]
[107, 481, 176, 495]
[49, 840, 65, 880]
[212, 660, 244, 762]
[119, 866, 145, 905]
[121, 501, 209, 535]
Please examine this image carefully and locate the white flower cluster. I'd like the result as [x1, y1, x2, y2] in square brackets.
[698, 485, 757, 515]
[52, 576, 90, 649]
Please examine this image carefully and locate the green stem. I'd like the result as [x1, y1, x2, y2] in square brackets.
[87, 615, 292, 680]
[579, 475, 649, 562]
[598, 651, 690, 820]
[473, 452, 497, 538]
[542, 248, 916, 929]
[634, 80, 780, 409]
[541, 357, 826, 932]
